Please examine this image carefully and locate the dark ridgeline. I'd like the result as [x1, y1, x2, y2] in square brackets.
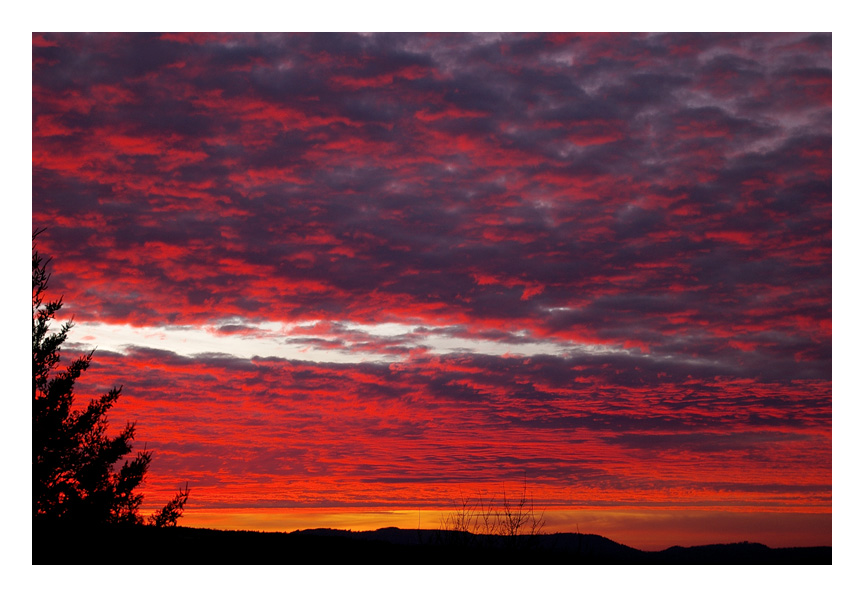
[32, 525, 831, 565]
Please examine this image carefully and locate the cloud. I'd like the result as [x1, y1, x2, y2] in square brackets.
[34, 33, 831, 514]
[65, 342, 831, 510]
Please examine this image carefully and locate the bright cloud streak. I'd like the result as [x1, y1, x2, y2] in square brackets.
[67, 318, 629, 362]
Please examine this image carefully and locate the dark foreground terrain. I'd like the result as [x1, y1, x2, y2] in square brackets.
[33, 525, 831, 565]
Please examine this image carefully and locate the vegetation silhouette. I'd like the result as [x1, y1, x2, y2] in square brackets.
[32, 230, 188, 540]
[437, 479, 546, 554]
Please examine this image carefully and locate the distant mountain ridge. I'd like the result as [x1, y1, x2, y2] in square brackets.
[33, 524, 832, 565]
[293, 527, 829, 564]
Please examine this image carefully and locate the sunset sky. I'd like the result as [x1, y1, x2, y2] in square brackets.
[31, 32, 832, 550]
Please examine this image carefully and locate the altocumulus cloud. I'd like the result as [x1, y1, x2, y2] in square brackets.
[34, 33, 831, 520]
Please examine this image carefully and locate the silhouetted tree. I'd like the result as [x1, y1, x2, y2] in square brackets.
[33, 230, 186, 527]
[149, 483, 190, 527]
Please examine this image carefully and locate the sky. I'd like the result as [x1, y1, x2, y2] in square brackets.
[31, 31, 832, 551]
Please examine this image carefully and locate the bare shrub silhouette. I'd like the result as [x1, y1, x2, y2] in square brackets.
[438, 479, 546, 553]
[498, 481, 546, 538]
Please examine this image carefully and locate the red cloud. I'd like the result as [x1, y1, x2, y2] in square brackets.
[33, 34, 831, 531]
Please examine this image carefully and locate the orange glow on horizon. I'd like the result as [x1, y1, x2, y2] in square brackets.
[160, 507, 831, 552]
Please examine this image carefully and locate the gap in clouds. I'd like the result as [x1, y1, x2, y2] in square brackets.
[66, 317, 635, 362]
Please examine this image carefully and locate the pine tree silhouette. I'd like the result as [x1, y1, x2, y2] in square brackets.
[33, 229, 187, 527]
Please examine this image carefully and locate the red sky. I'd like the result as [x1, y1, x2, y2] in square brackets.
[31, 32, 831, 549]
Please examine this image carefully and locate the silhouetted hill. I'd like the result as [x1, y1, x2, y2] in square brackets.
[32, 524, 831, 565]
[650, 542, 832, 565]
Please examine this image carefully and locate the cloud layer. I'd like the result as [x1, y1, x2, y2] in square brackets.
[33, 33, 831, 523]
